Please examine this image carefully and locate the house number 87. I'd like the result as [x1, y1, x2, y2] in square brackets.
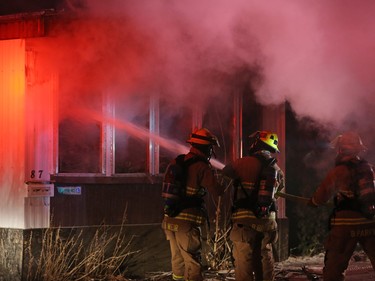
[30, 170, 43, 179]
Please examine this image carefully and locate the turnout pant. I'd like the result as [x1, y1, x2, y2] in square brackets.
[164, 223, 203, 281]
[230, 223, 278, 281]
[323, 223, 375, 281]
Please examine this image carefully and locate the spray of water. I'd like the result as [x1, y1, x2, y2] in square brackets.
[86, 109, 225, 170]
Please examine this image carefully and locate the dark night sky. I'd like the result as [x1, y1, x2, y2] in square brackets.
[0, 0, 65, 15]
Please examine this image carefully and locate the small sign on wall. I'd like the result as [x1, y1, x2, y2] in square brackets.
[57, 186, 82, 195]
[27, 183, 54, 197]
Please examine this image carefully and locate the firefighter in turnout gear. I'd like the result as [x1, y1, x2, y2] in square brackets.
[162, 128, 224, 281]
[309, 131, 375, 281]
[222, 130, 285, 281]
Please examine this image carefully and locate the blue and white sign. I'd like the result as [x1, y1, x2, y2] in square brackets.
[57, 186, 82, 195]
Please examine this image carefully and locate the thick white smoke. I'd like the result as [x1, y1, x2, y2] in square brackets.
[79, 1, 373, 118]
[57, 0, 375, 146]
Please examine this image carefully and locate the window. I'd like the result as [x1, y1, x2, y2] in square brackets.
[59, 117, 102, 173]
[159, 102, 193, 173]
[58, 90, 103, 174]
[114, 94, 149, 173]
[57, 90, 244, 176]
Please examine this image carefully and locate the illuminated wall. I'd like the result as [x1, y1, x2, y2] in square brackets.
[0, 39, 26, 228]
[24, 39, 57, 228]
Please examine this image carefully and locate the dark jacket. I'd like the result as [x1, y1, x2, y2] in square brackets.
[163, 147, 224, 227]
[222, 150, 285, 228]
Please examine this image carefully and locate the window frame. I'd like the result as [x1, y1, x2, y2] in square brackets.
[54, 93, 243, 182]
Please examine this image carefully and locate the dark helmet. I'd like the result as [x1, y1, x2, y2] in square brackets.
[330, 131, 367, 155]
[249, 130, 280, 154]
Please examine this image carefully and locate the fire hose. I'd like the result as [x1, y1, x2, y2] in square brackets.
[276, 191, 311, 204]
[276, 191, 333, 207]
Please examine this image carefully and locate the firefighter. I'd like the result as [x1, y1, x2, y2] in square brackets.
[162, 128, 224, 281]
[222, 130, 285, 281]
[308, 131, 375, 281]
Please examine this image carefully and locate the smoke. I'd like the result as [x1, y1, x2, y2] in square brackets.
[51, 0, 375, 148]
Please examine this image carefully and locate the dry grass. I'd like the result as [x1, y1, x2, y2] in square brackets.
[24, 214, 138, 281]
[204, 175, 234, 273]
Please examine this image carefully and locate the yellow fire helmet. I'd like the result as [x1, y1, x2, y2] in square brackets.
[187, 128, 220, 147]
[250, 130, 280, 153]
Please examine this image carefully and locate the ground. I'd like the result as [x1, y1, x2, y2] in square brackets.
[136, 251, 374, 281]
[118, 227, 374, 281]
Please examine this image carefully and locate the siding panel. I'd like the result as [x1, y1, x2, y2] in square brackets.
[0, 39, 26, 228]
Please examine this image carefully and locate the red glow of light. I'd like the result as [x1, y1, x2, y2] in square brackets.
[0, 39, 26, 228]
